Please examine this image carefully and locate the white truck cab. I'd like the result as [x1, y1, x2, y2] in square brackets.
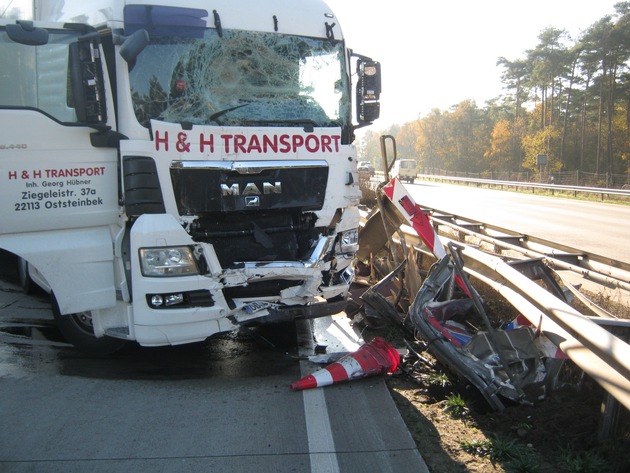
[0, 0, 382, 353]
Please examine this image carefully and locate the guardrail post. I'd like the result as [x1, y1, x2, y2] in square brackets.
[598, 393, 620, 442]
[598, 329, 629, 442]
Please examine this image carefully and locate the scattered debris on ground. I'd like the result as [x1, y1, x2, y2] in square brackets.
[352, 175, 630, 472]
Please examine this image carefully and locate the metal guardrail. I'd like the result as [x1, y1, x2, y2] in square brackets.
[416, 174, 630, 200]
[454, 242, 630, 412]
[359, 198, 630, 413]
[427, 215, 630, 293]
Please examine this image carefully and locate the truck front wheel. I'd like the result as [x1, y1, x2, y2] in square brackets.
[52, 294, 127, 356]
[17, 257, 33, 294]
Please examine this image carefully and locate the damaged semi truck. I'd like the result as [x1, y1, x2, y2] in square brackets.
[0, 0, 381, 353]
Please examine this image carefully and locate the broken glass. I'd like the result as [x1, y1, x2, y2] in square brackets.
[129, 28, 349, 128]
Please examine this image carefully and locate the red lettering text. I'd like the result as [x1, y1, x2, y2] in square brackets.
[263, 135, 277, 153]
[247, 135, 262, 153]
[199, 133, 214, 153]
[155, 131, 169, 151]
[234, 134, 247, 154]
[44, 167, 106, 178]
[292, 135, 304, 152]
[321, 135, 332, 152]
[305, 135, 319, 153]
[279, 134, 291, 153]
[332, 135, 340, 152]
[221, 134, 233, 153]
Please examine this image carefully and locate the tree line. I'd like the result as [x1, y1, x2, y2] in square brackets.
[360, 2, 630, 187]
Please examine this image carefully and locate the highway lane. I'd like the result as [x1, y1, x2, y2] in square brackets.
[0, 269, 427, 473]
[406, 181, 630, 263]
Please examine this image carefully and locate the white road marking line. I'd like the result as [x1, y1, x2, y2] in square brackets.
[296, 321, 340, 473]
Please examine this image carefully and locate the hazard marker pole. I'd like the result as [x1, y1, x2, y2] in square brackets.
[382, 178, 471, 297]
[382, 177, 446, 259]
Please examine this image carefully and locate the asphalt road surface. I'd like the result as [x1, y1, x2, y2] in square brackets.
[0, 260, 428, 473]
[4, 181, 624, 472]
[407, 181, 630, 263]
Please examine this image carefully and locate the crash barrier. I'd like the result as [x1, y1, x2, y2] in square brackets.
[453, 243, 630, 412]
[417, 174, 630, 201]
[427, 213, 630, 296]
[359, 183, 630, 415]
[366, 172, 630, 201]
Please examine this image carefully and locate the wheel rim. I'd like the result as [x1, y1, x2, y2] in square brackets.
[18, 258, 29, 287]
[70, 311, 95, 335]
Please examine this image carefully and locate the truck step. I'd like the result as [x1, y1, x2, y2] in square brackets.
[105, 326, 130, 336]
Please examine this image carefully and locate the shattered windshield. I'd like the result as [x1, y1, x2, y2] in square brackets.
[129, 28, 349, 128]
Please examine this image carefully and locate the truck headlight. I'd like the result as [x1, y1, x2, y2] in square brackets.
[139, 247, 199, 277]
[338, 228, 359, 254]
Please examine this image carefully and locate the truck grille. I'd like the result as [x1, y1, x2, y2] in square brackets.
[189, 211, 321, 267]
[170, 160, 328, 215]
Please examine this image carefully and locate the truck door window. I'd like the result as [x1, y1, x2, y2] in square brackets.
[0, 28, 79, 123]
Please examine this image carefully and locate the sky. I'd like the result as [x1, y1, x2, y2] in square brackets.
[326, 0, 622, 129]
[2, 0, 623, 130]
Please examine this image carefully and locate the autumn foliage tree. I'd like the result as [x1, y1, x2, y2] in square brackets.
[377, 2, 630, 185]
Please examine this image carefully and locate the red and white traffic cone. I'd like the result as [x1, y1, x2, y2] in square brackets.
[290, 337, 400, 391]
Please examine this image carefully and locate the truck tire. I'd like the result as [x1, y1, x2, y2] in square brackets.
[17, 257, 33, 294]
[52, 294, 127, 356]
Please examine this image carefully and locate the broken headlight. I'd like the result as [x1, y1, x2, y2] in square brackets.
[338, 228, 359, 254]
[139, 246, 199, 277]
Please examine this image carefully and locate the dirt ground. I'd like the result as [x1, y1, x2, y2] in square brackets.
[386, 355, 629, 473]
[353, 285, 630, 473]
[357, 318, 630, 473]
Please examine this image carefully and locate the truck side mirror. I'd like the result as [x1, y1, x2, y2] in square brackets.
[356, 60, 381, 124]
[5, 21, 49, 45]
[69, 33, 107, 126]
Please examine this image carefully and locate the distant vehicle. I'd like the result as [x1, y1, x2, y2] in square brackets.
[358, 161, 375, 176]
[392, 159, 416, 183]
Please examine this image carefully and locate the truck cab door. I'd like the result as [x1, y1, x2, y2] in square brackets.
[0, 20, 119, 234]
[0, 20, 119, 314]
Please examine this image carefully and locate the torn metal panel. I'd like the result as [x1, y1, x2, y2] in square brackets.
[356, 179, 568, 410]
[454, 242, 630, 410]
[357, 174, 630, 410]
[357, 197, 406, 262]
[361, 260, 409, 328]
[406, 254, 564, 409]
[381, 178, 447, 260]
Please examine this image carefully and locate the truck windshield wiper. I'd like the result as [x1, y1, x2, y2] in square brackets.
[244, 118, 319, 132]
[208, 103, 249, 123]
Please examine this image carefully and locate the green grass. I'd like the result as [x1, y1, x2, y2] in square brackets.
[443, 393, 469, 418]
[460, 435, 540, 472]
[560, 448, 611, 473]
[426, 371, 450, 388]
